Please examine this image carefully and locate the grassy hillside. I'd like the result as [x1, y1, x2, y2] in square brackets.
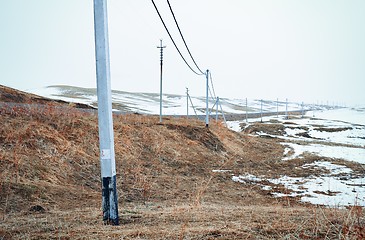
[0, 87, 364, 239]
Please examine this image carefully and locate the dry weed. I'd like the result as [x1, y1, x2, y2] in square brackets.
[1, 99, 364, 239]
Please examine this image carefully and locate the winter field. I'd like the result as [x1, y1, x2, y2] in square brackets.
[30, 85, 365, 208]
[1, 84, 364, 238]
[228, 107, 365, 207]
[30, 85, 313, 115]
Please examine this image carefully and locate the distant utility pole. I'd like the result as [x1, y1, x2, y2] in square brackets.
[186, 87, 189, 119]
[157, 39, 166, 123]
[285, 98, 288, 119]
[205, 69, 209, 127]
[245, 97, 248, 123]
[93, 0, 119, 225]
[260, 99, 263, 123]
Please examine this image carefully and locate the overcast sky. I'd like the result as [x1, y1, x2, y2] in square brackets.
[1, 0, 364, 105]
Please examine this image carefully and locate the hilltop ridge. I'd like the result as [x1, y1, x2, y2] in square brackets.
[0, 85, 93, 109]
[29, 85, 317, 115]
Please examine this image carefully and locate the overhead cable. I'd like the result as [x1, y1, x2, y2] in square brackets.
[166, 0, 205, 75]
[151, 0, 203, 75]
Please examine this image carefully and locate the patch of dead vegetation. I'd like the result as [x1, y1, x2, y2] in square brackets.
[0, 95, 364, 239]
[313, 127, 353, 132]
[165, 123, 225, 152]
[1, 204, 364, 239]
[244, 123, 285, 136]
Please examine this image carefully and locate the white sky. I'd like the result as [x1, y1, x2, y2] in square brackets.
[1, 0, 364, 105]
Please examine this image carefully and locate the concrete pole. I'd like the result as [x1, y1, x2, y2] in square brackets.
[245, 97, 248, 123]
[276, 98, 279, 118]
[157, 40, 166, 123]
[260, 99, 263, 123]
[301, 101, 304, 118]
[93, 0, 119, 225]
[205, 69, 209, 127]
[186, 88, 189, 119]
[285, 98, 288, 119]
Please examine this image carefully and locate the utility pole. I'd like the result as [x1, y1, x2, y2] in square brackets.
[260, 99, 263, 123]
[157, 39, 166, 123]
[285, 98, 288, 119]
[276, 98, 279, 118]
[205, 69, 209, 127]
[245, 97, 248, 123]
[93, 0, 119, 225]
[186, 87, 189, 119]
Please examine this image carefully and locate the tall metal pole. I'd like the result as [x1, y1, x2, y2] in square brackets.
[205, 69, 209, 127]
[157, 39, 166, 123]
[93, 0, 119, 225]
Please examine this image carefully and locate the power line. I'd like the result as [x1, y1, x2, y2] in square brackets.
[151, 0, 203, 76]
[166, 0, 205, 75]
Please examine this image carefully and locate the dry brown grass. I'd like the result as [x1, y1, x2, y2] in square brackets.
[0, 102, 364, 239]
[1, 204, 364, 239]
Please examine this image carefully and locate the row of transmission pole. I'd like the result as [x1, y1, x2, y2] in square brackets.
[157, 46, 213, 128]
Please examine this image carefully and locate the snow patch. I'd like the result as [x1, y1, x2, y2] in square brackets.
[281, 142, 365, 164]
[233, 161, 365, 207]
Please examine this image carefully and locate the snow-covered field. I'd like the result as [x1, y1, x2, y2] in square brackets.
[29, 85, 316, 115]
[228, 107, 365, 207]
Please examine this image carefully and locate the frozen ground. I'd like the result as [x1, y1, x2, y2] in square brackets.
[227, 107, 365, 207]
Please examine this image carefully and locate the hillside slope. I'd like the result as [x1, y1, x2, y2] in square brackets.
[0, 87, 364, 239]
[29, 85, 315, 115]
[0, 85, 93, 109]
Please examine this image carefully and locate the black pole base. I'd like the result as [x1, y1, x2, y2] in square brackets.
[102, 175, 119, 225]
